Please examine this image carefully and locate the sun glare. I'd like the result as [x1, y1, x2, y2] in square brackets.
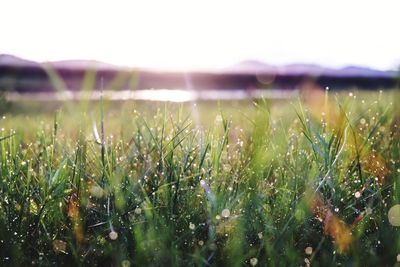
[1, 0, 400, 70]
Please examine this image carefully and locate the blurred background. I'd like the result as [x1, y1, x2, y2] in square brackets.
[0, 0, 399, 106]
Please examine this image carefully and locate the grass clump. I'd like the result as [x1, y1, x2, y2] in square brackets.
[0, 90, 399, 266]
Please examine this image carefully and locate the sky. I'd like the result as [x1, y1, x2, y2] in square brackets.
[1, 0, 399, 71]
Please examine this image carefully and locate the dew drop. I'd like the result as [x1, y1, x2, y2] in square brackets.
[109, 231, 118, 240]
[121, 260, 131, 267]
[388, 204, 400, 226]
[134, 207, 142, 215]
[221, 209, 230, 218]
[250, 257, 258, 266]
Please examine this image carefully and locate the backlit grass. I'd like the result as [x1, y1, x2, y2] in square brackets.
[0, 90, 399, 266]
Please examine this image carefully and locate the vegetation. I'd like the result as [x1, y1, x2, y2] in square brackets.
[0, 90, 399, 266]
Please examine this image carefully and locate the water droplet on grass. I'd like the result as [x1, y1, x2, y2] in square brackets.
[109, 231, 118, 240]
[250, 257, 258, 266]
[121, 260, 131, 267]
[388, 204, 400, 226]
[221, 209, 230, 218]
[134, 207, 142, 215]
[305, 246, 313, 255]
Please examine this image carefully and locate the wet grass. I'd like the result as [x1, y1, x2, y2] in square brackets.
[0, 90, 399, 266]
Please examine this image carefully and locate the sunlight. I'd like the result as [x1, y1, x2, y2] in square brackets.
[1, 0, 399, 70]
[133, 89, 195, 102]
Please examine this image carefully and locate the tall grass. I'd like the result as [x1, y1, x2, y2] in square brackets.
[0, 90, 399, 266]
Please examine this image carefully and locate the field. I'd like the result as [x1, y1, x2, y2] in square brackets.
[0, 89, 399, 266]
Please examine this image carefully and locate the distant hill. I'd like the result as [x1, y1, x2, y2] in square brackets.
[0, 54, 398, 92]
[0, 54, 41, 68]
[1, 54, 396, 78]
[0, 54, 124, 71]
[227, 60, 397, 78]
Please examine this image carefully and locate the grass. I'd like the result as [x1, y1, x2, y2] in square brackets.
[0, 89, 399, 266]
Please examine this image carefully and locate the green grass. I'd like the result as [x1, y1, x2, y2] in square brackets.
[0, 90, 399, 266]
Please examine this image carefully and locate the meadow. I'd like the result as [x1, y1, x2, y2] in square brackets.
[0, 89, 399, 266]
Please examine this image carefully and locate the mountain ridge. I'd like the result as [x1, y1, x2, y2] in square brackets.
[0, 54, 397, 78]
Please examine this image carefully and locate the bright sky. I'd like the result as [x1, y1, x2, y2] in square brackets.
[1, 0, 399, 71]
